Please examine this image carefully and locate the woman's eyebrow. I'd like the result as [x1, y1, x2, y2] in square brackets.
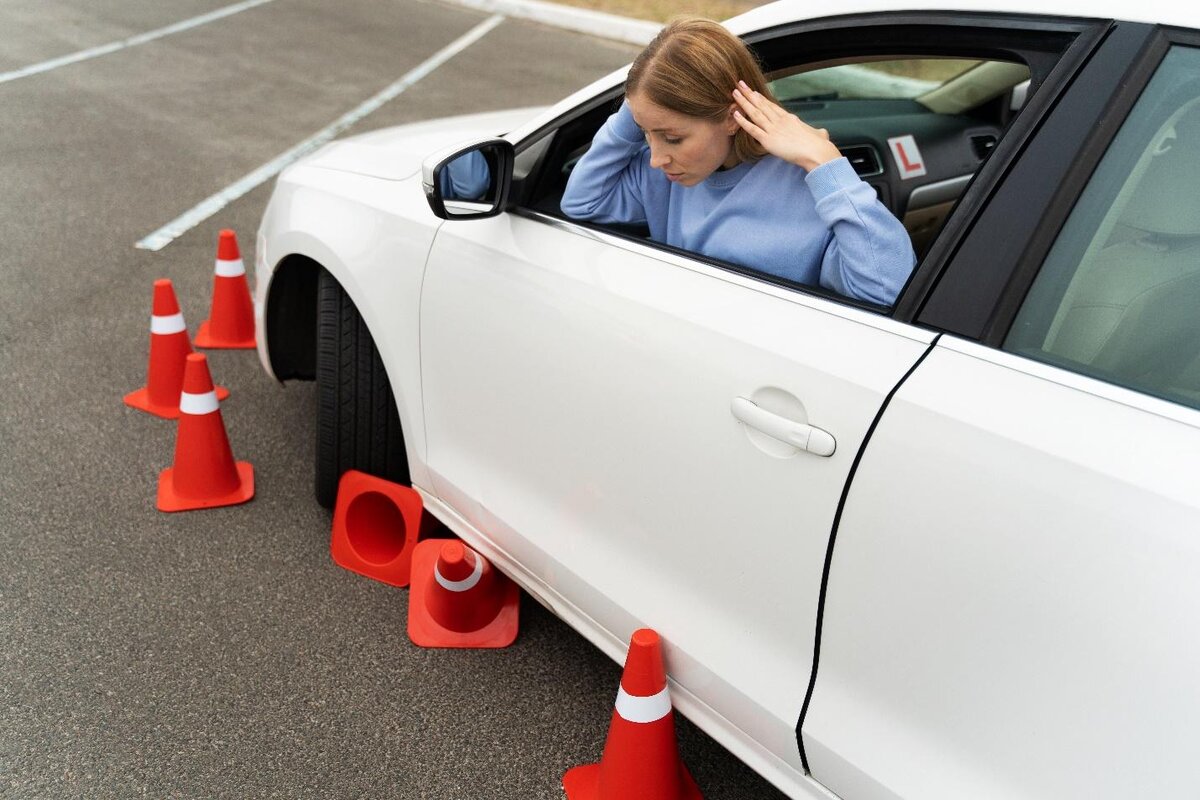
[629, 116, 678, 134]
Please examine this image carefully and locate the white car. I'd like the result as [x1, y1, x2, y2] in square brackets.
[253, 1, 1200, 797]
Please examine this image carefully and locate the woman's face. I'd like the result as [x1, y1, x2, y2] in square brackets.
[627, 93, 739, 187]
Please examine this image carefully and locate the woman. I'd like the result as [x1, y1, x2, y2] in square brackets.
[560, 17, 915, 306]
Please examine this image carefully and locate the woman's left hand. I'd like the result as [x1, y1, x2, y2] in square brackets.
[732, 80, 843, 172]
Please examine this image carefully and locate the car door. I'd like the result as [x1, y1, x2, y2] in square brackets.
[803, 25, 1200, 800]
[419, 11, 1105, 786]
[421, 207, 931, 769]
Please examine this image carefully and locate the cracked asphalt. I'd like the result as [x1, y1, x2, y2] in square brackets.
[0, 1, 789, 797]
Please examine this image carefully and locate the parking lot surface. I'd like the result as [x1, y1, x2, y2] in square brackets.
[0, 1, 789, 797]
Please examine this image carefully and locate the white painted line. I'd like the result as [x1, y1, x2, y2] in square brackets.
[444, 0, 659, 45]
[0, 0, 279, 86]
[136, 14, 505, 252]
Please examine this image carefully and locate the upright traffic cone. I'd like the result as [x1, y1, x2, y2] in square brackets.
[157, 354, 254, 511]
[563, 628, 703, 800]
[331, 470, 423, 587]
[125, 279, 228, 418]
[195, 229, 256, 349]
[407, 539, 519, 648]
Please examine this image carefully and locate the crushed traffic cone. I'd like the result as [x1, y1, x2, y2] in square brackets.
[331, 470, 423, 587]
[195, 229, 256, 349]
[563, 628, 703, 800]
[156, 354, 254, 512]
[407, 539, 519, 648]
[125, 279, 228, 418]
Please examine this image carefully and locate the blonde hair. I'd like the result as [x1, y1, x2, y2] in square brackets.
[626, 16, 774, 164]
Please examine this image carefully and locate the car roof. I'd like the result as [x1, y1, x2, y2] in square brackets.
[726, 0, 1197, 35]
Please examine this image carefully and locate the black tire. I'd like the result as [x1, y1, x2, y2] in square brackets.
[314, 268, 409, 509]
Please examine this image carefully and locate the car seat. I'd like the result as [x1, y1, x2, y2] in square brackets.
[1042, 105, 1200, 401]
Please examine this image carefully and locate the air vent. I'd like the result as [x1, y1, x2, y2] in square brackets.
[971, 134, 998, 160]
[839, 145, 882, 177]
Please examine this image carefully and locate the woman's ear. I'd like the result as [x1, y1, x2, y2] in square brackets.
[724, 103, 739, 135]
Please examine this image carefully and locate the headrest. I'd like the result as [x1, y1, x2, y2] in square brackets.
[1120, 105, 1200, 236]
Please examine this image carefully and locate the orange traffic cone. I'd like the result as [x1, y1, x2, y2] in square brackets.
[407, 539, 519, 648]
[125, 279, 228, 418]
[563, 628, 703, 800]
[195, 229, 256, 349]
[331, 470, 423, 587]
[157, 354, 254, 511]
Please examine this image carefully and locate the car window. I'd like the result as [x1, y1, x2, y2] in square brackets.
[767, 57, 1030, 258]
[772, 58, 1003, 103]
[1004, 46, 1200, 411]
[522, 56, 1027, 288]
[517, 24, 1079, 310]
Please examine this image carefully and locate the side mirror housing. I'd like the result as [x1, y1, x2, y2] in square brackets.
[422, 138, 514, 220]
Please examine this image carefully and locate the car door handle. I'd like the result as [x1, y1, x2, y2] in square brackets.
[730, 397, 836, 457]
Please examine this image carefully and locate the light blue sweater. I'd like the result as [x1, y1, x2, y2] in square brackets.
[560, 102, 915, 305]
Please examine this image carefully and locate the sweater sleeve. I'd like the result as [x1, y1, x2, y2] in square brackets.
[560, 101, 651, 224]
[439, 150, 490, 200]
[805, 157, 916, 305]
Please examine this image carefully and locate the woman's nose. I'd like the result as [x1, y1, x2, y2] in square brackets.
[649, 146, 670, 169]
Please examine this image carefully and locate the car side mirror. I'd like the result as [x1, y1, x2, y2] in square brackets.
[422, 138, 514, 220]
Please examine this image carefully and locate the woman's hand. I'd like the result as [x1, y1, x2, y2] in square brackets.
[732, 80, 843, 172]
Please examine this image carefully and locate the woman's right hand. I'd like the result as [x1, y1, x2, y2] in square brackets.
[732, 80, 843, 172]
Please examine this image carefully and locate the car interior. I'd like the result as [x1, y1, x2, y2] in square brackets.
[518, 56, 1032, 251]
[514, 57, 1030, 258]
[766, 57, 1030, 257]
[506, 22, 1081, 306]
[1007, 95, 1200, 409]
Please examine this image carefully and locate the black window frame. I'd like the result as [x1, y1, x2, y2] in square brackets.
[507, 11, 1108, 317]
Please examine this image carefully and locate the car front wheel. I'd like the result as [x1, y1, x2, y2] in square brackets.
[314, 267, 409, 509]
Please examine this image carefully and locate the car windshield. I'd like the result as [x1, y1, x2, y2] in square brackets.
[770, 58, 986, 102]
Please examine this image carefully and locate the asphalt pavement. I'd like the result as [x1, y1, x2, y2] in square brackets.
[0, 1, 789, 797]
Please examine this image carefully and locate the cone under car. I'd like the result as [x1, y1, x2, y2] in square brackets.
[407, 539, 519, 648]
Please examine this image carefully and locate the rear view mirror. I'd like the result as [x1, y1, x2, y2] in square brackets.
[422, 138, 514, 220]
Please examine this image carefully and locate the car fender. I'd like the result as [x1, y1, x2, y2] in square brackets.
[256, 163, 442, 492]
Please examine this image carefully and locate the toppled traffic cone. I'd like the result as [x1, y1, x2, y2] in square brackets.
[407, 539, 519, 648]
[563, 628, 703, 800]
[157, 354, 254, 512]
[195, 229, 256, 349]
[331, 470, 423, 587]
[125, 279, 228, 418]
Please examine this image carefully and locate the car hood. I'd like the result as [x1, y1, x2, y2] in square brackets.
[300, 107, 547, 181]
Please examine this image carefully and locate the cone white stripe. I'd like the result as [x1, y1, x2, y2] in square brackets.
[614, 685, 672, 724]
[179, 390, 219, 416]
[214, 257, 245, 277]
[434, 551, 483, 592]
[151, 312, 186, 335]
